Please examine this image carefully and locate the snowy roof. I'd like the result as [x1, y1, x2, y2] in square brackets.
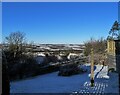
[37, 53, 45, 56]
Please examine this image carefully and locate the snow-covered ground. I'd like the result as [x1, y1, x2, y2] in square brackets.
[88, 64, 109, 79]
[10, 64, 119, 94]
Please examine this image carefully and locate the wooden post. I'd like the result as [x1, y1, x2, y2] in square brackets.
[91, 48, 94, 87]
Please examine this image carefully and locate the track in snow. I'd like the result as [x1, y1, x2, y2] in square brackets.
[72, 81, 108, 94]
[72, 65, 119, 94]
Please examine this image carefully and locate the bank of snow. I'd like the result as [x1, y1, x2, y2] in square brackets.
[88, 64, 109, 79]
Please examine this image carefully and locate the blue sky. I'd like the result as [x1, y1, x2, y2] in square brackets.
[2, 2, 118, 44]
[0, 3, 2, 43]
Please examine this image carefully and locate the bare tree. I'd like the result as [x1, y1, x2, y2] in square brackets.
[84, 37, 106, 56]
[4, 32, 41, 80]
[5, 31, 26, 58]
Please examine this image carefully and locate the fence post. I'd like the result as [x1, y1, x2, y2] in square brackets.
[91, 48, 94, 87]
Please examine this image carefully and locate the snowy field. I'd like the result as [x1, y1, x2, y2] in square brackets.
[10, 64, 119, 94]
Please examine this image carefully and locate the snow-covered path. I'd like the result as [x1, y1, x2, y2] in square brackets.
[10, 64, 119, 94]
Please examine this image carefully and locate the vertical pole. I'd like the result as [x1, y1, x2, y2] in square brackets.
[107, 40, 109, 53]
[91, 48, 94, 87]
